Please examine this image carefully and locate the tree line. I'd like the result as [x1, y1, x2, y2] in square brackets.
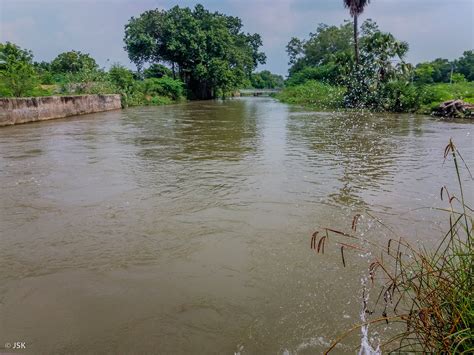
[281, 18, 473, 113]
[1, 2, 472, 114]
[0, 4, 281, 102]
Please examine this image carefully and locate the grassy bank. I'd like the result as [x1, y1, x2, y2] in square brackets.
[1, 69, 185, 108]
[275, 81, 345, 110]
[276, 80, 474, 115]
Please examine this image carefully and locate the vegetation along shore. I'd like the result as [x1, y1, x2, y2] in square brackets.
[1, 4, 473, 117]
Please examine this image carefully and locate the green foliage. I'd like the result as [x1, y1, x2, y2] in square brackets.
[148, 95, 173, 105]
[451, 72, 467, 83]
[124, 4, 266, 99]
[342, 21, 410, 109]
[414, 58, 451, 84]
[0, 61, 39, 97]
[0, 42, 39, 97]
[250, 70, 284, 89]
[108, 63, 135, 91]
[0, 41, 185, 106]
[300, 22, 353, 67]
[286, 22, 353, 85]
[144, 63, 173, 79]
[379, 80, 420, 112]
[33, 61, 55, 84]
[283, 18, 472, 114]
[0, 42, 33, 63]
[414, 52, 474, 84]
[280, 80, 474, 114]
[51, 50, 98, 74]
[58, 68, 114, 95]
[276, 80, 345, 109]
[142, 77, 184, 100]
[414, 63, 435, 84]
[455, 50, 474, 81]
[417, 82, 474, 113]
[286, 64, 339, 87]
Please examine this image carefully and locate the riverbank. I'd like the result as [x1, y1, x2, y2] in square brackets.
[276, 80, 474, 117]
[0, 95, 121, 126]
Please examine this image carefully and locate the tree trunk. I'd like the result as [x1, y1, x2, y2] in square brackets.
[354, 15, 359, 66]
[188, 77, 214, 100]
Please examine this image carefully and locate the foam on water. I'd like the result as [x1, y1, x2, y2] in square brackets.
[358, 277, 381, 355]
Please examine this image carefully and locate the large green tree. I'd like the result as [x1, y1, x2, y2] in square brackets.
[0, 42, 39, 97]
[124, 4, 266, 99]
[285, 22, 354, 85]
[343, 0, 371, 65]
[413, 52, 474, 84]
[250, 70, 284, 89]
[455, 50, 474, 81]
[51, 50, 98, 74]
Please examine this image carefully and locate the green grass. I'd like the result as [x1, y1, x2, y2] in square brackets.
[417, 82, 474, 114]
[275, 80, 345, 110]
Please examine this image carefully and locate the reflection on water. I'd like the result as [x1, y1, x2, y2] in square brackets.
[286, 111, 420, 207]
[0, 98, 472, 354]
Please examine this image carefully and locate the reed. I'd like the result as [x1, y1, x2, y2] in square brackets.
[311, 139, 473, 353]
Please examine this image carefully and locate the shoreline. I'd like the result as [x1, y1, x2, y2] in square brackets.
[0, 94, 122, 127]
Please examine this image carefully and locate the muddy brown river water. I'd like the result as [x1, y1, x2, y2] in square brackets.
[0, 97, 472, 354]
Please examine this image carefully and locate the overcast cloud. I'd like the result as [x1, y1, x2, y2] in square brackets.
[1, 0, 473, 75]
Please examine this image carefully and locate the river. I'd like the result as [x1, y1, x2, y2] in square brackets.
[0, 97, 472, 354]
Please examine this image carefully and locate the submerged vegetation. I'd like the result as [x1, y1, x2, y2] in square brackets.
[311, 139, 473, 353]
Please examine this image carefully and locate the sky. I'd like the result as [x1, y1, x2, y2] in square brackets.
[1, 0, 473, 76]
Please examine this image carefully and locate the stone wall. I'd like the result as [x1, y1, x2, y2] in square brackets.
[0, 95, 122, 127]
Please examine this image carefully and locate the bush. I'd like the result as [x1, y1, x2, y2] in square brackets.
[0, 60, 39, 97]
[142, 77, 184, 100]
[50, 50, 98, 74]
[0, 42, 40, 97]
[59, 69, 117, 95]
[286, 65, 339, 87]
[148, 96, 173, 105]
[108, 63, 135, 92]
[417, 82, 474, 113]
[380, 81, 421, 112]
[144, 64, 173, 79]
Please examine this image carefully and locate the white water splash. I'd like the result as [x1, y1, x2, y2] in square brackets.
[358, 277, 381, 355]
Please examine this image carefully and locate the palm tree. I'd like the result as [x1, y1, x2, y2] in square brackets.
[344, 0, 371, 65]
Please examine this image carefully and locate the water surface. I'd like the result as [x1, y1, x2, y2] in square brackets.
[0, 98, 472, 354]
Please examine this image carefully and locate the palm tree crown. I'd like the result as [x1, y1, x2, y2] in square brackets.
[344, 0, 371, 17]
[343, 0, 371, 65]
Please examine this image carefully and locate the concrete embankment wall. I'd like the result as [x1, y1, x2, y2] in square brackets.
[0, 95, 122, 127]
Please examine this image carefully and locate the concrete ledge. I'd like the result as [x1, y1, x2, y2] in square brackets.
[0, 94, 122, 127]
